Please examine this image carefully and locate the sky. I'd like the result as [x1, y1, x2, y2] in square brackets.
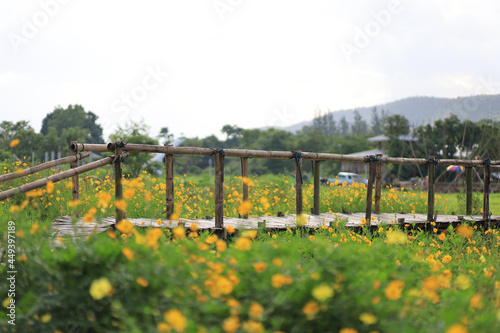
[1, 0, 500, 142]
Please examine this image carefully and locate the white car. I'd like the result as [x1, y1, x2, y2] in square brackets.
[328, 172, 368, 186]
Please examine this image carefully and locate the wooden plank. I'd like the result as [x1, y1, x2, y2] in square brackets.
[165, 145, 174, 218]
[466, 166, 473, 215]
[214, 152, 225, 228]
[241, 157, 249, 219]
[427, 157, 436, 222]
[313, 160, 320, 215]
[483, 162, 491, 220]
[374, 154, 382, 214]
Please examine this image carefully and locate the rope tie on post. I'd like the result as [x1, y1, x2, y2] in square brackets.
[212, 148, 225, 157]
[483, 159, 491, 166]
[365, 155, 381, 163]
[289, 151, 303, 184]
[427, 158, 439, 176]
[115, 141, 126, 148]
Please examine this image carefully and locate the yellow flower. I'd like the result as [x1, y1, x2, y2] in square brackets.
[157, 322, 171, 333]
[46, 180, 54, 194]
[249, 302, 264, 320]
[446, 324, 469, 333]
[30, 222, 39, 234]
[439, 232, 446, 241]
[455, 274, 471, 290]
[164, 309, 187, 332]
[122, 247, 134, 261]
[312, 284, 334, 302]
[241, 320, 264, 333]
[234, 237, 252, 251]
[173, 226, 186, 240]
[226, 225, 236, 234]
[83, 212, 95, 223]
[359, 312, 377, 325]
[145, 228, 163, 249]
[3, 297, 12, 308]
[41, 313, 51, 323]
[456, 225, 473, 239]
[385, 280, 405, 300]
[272, 258, 283, 266]
[223, 316, 240, 333]
[302, 301, 319, 319]
[124, 188, 135, 200]
[386, 230, 408, 244]
[296, 214, 308, 227]
[68, 200, 81, 208]
[252, 262, 267, 273]
[89, 277, 113, 300]
[442, 255, 452, 264]
[216, 240, 227, 252]
[156, 219, 163, 225]
[271, 274, 292, 288]
[241, 230, 257, 239]
[238, 200, 252, 215]
[97, 191, 112, 209]
[115, 199, 127, 211]
[242, 177, 254, 186]
[10, 139, 20, 148]
[136, 277, 148, 287]
[339, 329, 358, 333]
[116, 220, 134, 235]
[205, 234, 218, 244]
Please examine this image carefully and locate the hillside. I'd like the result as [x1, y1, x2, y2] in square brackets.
[271, 94, 500, 132]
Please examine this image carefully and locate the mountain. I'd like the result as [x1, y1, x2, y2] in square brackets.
[269, 94, 500, 132]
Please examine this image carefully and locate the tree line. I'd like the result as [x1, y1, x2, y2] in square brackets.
[2, 105, 500, 181]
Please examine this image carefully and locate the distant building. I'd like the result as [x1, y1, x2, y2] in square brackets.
[340, 134, 417, 175]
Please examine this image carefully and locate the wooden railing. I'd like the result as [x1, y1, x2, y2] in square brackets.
[63, 142, 499, 228]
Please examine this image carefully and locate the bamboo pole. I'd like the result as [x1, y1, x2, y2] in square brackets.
[241, 157, 249, 219]
[466, 166, 473, 215]
[214, 151, 225, 228]
[427, 157, 436, 222]
[0, 152, 89, 183]
[294, 151, 303, 216]
[70, 141, 80, 217]
[0, 154, 125, 201]
[71, 143, 110, 152]
[365, 156, 376, 226]
[313, 160, 320, 215]
[374, 154, 383, 214]
[114, 145, 124, 223]
[483, 162, 491, 220]
[165, 145, 174, 219]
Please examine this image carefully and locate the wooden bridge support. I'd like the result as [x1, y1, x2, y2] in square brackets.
[70, 141, 80, 217]
[313, 160, 320, 215]
[466, 166, 473, 215]
[483, 161, 491, 220]
[374, 154, 383, 214]
[114, 143, 124, 223]
[214, 151, 225, 228]
[294, 151, 303, 216]
[365, 156, 377, 226]
[427, 157, 436, 222]
[241, 157, 249, 219]
[165, 144, 174, 219]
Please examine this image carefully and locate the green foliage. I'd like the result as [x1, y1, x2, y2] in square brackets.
[109, 120, 159, 177]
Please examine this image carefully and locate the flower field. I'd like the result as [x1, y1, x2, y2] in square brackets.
[1, 162, 500, 332]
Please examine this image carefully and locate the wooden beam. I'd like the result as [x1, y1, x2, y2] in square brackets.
[114, 148, 124, 223]
[374, 154, 383, 214]
[241, 157, 249, 219]
[483, 162, 491, 220]
[365, 157, 376, 226]
[466, 166, 473, 215]
[313, 160, 320, 215]
[214, 151, 225, 228]
[427, 157, 436, 222]
[165, 144, 174, 219]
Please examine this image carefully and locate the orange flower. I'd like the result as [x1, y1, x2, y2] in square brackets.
[252, 262, 267, 273]
[216, 240, 227, 252]
[249, 302, 264, 320]
[10, 139, 20, 148]
[223, 316, 240, 333]
[226, 225, 236, 234]
[136, 277, 148, 287]
[446, 324, 469, 333]
[173, 226, 186, 240]
[271, 274, 293, 288]
[116, 220, 134, 235]
[302, 301, 319, 319]
[456, 225, 473, 239]
[115, 199, 127, 211]
[234, 237, 252, 251]
[385, 280, 405, 300]
[164, 309, 187, 332]
[470, 293, 482, 309]
[238, 200, 252, 215]
[122, 247, 134, 261]
[46, 180, 54, 194]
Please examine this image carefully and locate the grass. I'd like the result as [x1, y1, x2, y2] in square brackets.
[1, 161, 500, 332]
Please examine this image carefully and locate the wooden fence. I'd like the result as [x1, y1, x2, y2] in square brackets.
[60, 141, 500, 228]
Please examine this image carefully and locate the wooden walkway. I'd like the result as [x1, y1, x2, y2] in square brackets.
[52, 213, 500, 238]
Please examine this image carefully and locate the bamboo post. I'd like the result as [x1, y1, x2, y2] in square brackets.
[374, 154, 383, 214]
[70, 141, 80, 217]
[114, 143, 124, 223]
[0, 155, 123, 201]
[365, 156, 376, 226]
[427, 157, 436, 222]
[165, 144, 174, 219]
[313, 160, 320, 215]
[214, 150, 225, 228]
[241, 157, 249, 219]
[483, 161, 491, 220]
[466, 166, 473, 215]
[293, 151, 303, 216]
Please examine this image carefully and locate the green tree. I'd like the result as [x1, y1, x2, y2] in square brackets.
[0, 120, 40, 162]
[157, 127, 174, 145]
[109, 120, 159, 177]
[339, 117, 349, 136]
[350, 111, 368, 135]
